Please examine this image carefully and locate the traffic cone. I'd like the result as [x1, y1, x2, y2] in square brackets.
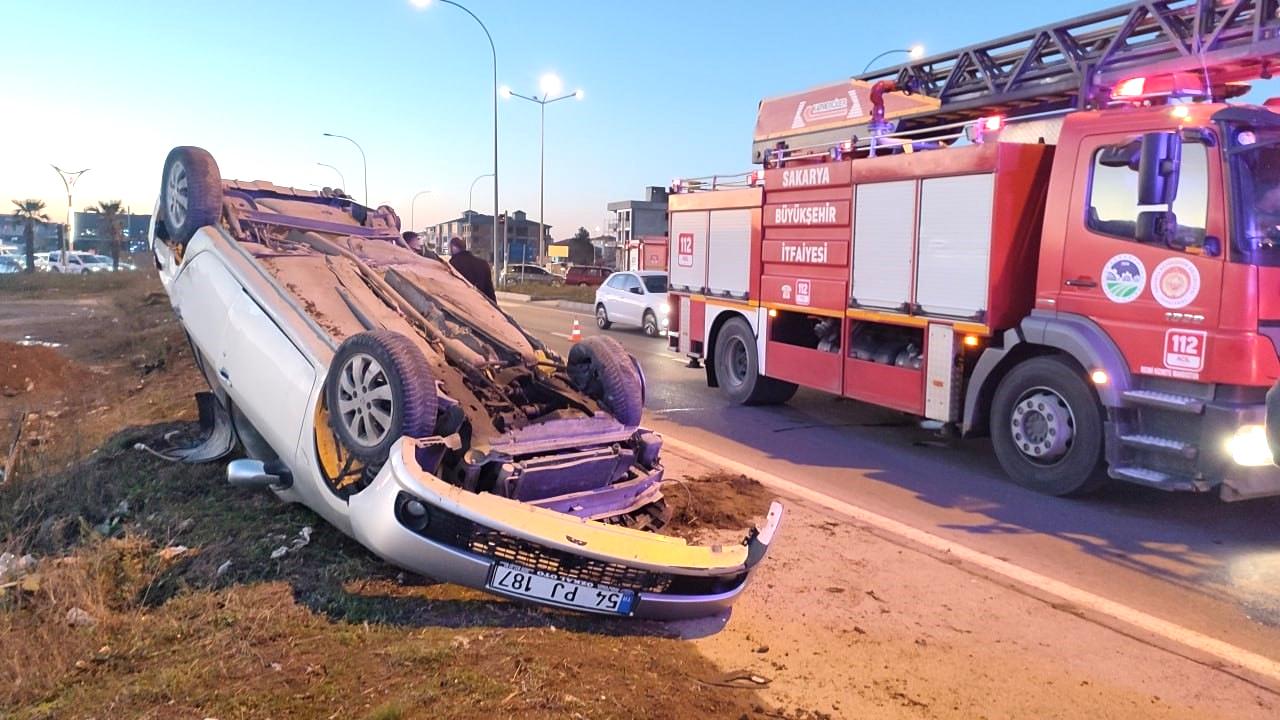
[569, 318, 583, 343]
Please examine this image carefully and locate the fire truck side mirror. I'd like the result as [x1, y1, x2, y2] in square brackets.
[1138, 131, 1181, 206]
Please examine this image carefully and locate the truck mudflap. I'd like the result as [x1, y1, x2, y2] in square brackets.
[348, 438, 783, 620]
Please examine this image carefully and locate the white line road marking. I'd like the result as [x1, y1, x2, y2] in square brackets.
[551, 332, 572, 340]
[662, 434, 1280, 685]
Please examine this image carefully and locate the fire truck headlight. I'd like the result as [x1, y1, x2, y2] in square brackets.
[1226, 424, 1275, 467]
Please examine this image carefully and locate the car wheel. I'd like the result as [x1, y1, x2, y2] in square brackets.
[642, 310, 660, 338]
[595, 303, 612, 329]
[714, 317, 797, 405]
[578, 282, 589, 288]
[990, 355, 1109, 496]
[325, 330, 437, 466]
[160, 146, 223, 248]
[567, 335, 644, 426]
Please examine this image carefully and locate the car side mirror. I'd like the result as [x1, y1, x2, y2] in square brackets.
[1138, 131, 1181, 206]
[629, 287, 644, 295]
[1136, 210, 1178, 247]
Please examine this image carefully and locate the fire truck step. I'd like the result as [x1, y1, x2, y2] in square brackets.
[1118, 434, 1199, 460]
[1120, 390, 1205, 414]
[1110, 466, 1211, 493]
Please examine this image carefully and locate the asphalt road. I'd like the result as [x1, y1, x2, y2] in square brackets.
[503, 298, 1280, 666]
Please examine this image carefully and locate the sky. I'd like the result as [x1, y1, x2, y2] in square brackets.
[5, 0, 1280, 240]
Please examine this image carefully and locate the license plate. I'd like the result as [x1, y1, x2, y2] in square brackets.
[486, 561, 635, 615]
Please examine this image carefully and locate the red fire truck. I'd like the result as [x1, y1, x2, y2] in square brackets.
[667, 0, 1280, 501]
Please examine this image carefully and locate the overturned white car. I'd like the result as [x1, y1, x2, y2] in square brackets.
[150, 147, 781, 619]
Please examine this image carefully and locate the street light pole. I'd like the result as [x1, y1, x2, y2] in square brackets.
[410, 189, 431, 232]
[505, 80, 582, 263]
[51, 165, 89, 266]
[316, 162, 347, 191]
[468, 173, 494, 213]
[411, 0, 501, 279]
[321, 133, 367, 206]
[861, 45, 926, 74]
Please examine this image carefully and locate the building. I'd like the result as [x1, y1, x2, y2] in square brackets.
[74, 211, 152, 254]
[426, 210, 550, 263]
[607, 186, 668, 270]
[0, 217, 60, 252]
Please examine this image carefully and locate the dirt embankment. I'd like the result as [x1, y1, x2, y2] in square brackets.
[0, 271, 787, 719]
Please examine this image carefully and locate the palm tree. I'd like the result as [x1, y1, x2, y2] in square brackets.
[95, 200, 124, 271]
[10, 200, 48, 273]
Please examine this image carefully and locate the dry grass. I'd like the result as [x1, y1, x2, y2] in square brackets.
[0, 270, 776, 720]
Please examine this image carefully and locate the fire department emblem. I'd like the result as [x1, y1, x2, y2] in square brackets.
[1150, 257, 1200, 309]
[1101, 253, 1145, 304]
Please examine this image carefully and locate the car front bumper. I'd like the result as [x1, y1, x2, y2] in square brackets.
[349, 438, 782, 620]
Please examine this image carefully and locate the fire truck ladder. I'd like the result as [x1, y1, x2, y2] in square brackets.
[858, 0, 1280, 133]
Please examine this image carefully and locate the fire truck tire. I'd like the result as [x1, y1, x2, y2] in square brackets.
[159, 146, 223, 248]
[715, 318, 798, 406]
[990, 356, 1109, 497]
[567, 335, 644, 426]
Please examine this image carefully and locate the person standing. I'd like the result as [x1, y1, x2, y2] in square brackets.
[448, 236, 496, 301]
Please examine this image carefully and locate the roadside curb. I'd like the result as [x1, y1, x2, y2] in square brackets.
[557, 300, 594, 314]
[495, 290, 532, 303]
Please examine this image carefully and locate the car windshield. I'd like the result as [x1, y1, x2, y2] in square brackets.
[1230, 127, 1280, 266]
[642, 275, 667, 293]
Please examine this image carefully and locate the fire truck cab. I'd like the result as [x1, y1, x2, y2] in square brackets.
[667, 0, 1280, 501]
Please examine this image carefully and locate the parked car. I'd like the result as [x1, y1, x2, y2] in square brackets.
[595, 271, 669, 337]
[499, 263, 563, 287]
[47, 251, 109, 274]
[149, 146, 780, 619]
[565, 265, 612, 288]
[0, 256, 22, 274]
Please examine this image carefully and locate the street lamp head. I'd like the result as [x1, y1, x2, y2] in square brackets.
[909, 44, 925, 59]
[574, 88, 585, 101]
[499, 85, 512, 99]
[539, 72, 563, 97]
[322, 132, 336, 137]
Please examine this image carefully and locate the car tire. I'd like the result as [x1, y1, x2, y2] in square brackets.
[642, 310, 660, 338]
[325, 330, 437, 466]
[714, 317, 797, 405]
[990, 355, 1109, 497]
[160, 146, 223, 248]
[567, 335, 644, 426]
[595, 303, 613, 329]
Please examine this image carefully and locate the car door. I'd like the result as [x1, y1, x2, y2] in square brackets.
[600, 273, 626, 322]
[1055, 132, 1224, 381]
[618, 273, 645, 325]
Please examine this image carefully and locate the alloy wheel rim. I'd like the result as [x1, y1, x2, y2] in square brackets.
[336, 352, 395, 447]
[166, 161, 188, 227]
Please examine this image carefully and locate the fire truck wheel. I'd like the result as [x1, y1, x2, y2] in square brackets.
[715, 318, 798, 406]
[990, 356, 1109, 497]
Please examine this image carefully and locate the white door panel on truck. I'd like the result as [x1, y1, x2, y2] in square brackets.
[678, 295, 692, 355]
[707, 209, 752, 298]
[852, 180, 915, 310]
[915, 174, 995, 318]
[670, 210, 709, 293]
[925, 323, 958, 422]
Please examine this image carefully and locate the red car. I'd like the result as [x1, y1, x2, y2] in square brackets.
[564, 265, 612, 287]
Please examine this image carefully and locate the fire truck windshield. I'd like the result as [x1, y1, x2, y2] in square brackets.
[1232, 129, 1280, 265]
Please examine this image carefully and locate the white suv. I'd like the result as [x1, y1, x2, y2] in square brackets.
[594, 271, 669, 337]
